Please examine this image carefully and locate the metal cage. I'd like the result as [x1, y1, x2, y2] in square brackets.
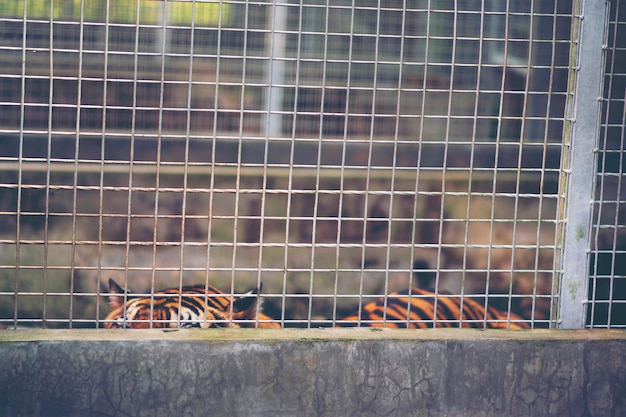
[586, 0, 626, 329]
[0, 0, 618, 330]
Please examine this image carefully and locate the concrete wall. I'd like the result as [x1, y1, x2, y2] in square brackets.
[1, 329, 625, 417]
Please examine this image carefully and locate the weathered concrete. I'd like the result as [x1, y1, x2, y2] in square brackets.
[1, 329, 625, 417]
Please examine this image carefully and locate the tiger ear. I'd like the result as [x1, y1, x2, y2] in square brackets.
[107, 278, 129, 309]
[231, 288, 260, 320]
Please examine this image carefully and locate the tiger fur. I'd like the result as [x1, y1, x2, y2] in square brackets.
[339, 287, 529, 329]
[104, 278, 280, 329]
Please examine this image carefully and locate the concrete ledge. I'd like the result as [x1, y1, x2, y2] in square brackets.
[2, 329, 626, 417]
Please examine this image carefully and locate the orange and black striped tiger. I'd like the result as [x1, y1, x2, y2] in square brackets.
[339, 288, 529, 329]
[104, 278, 279, 329]
[104, 279, 528, 329]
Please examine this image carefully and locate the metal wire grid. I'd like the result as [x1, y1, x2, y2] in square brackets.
[0, 1, 578, 329]
[587, 0, 626, 328]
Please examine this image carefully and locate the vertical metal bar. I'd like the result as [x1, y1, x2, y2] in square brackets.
[230, 1, 252, 324]
[14, 0, 29, 329]
[68, 0, 87, 328]
[204, 0, 224, 320]
[460, 0, 486, 328]
[281, 2, 304, 328]
[558, 0, 608, 329]
[178, 0, 197, 306]
[357, 0, 382, 325]
[326, 0, 342, 327]
[407, 0, 432, 326]
[152, 0, 169, 327]
[483, 1, 511, 328]
[332, 0, 356, 326]
[533, 0, 561, 329]
[307, 0, 332, 329]
[437, 3, 458, 326]
[258, 0, 281, 326]
[254, 0, 275, 326]
[96, 0, 112, 328]
[504, 0, 535, 329]
[120, 0, 143, 326]
[42, 0, 55, 328]
[320, 0, 340, 326]
[383, 0, 407, 327]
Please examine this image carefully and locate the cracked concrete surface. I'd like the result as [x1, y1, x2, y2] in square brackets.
[1, 329, 625, 417]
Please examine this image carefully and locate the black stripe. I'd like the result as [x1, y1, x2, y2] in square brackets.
[459, 298, 485, 323]
[180, 296, 207, 313]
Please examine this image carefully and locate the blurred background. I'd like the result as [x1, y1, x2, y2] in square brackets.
[0, 0, 621, 328]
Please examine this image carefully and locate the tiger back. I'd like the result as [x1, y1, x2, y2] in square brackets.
[104, 279, 279, 329]
[339, 288, 529, 329]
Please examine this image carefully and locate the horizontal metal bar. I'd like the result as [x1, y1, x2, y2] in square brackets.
[0, 161, 560, 183]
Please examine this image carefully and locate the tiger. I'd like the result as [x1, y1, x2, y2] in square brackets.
[103, 278, 280, 329]
[104, 280, 528, 330]
[338, 287, 530, 329]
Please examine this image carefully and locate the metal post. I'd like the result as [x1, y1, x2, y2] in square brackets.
[558, 0, 608, 328]
[267, 2, 288, 138]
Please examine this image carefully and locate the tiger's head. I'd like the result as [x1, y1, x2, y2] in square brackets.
[104, 278, 279, 329]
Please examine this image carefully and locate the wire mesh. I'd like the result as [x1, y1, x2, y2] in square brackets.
[587, 0, 626, 328]
[0, 0, 584, 330]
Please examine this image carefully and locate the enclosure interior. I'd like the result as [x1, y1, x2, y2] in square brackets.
[587, 0, 626, 329]
[0, 0, 615, 329]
